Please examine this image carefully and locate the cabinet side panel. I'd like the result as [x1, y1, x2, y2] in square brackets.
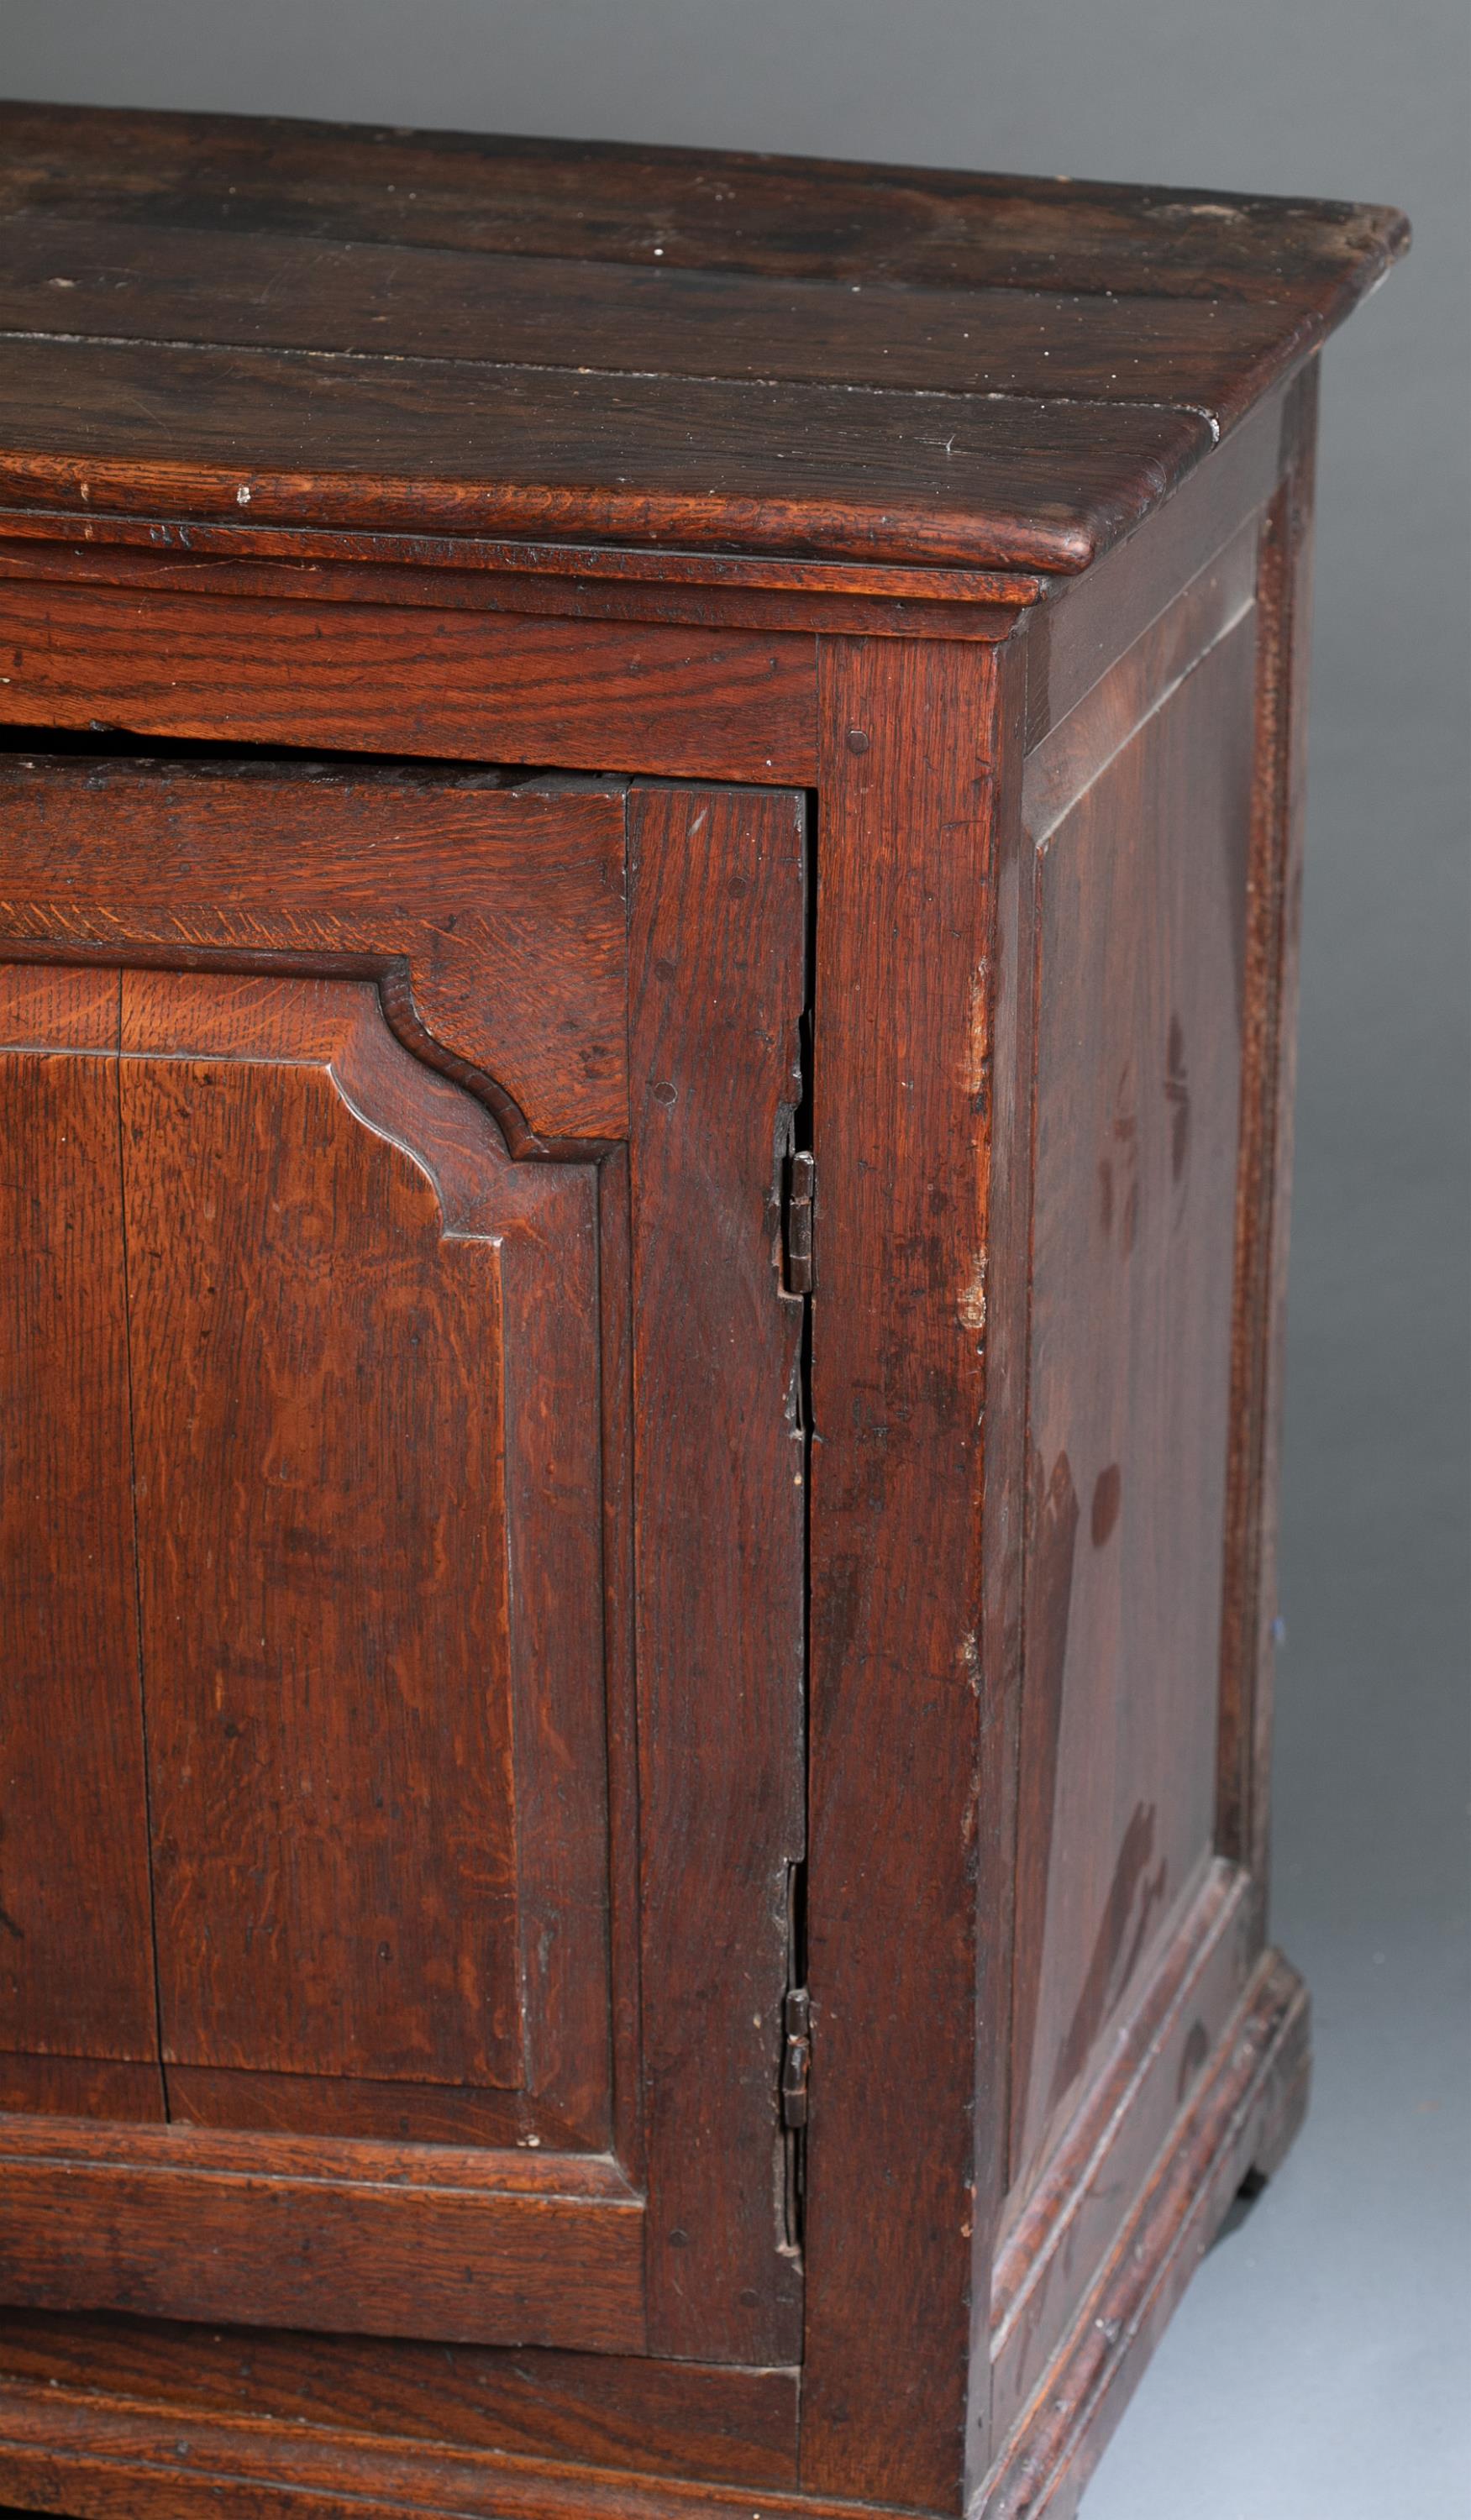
[0, 967, 162, 2078]
[1009, 617, 1258, 2183]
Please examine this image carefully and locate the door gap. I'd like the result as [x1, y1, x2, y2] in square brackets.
[0, 719, 549, 777]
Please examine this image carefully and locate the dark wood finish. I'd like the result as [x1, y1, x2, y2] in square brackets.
[0, 100, 1399, 2520]
[990, 1861, 1256, 2444]
[1009, 614, 1258, 2186]
[0, 102, 1401, 306]
[0, 2123, 645, 2355]
[0, 525, 1029, 644]
[0, 760, 810, 2363]
[0, 102, 1404, 574]
[802, 634, 1020, 2507]
[1022, 386, 1288, 746]
[164, 2066, 567, 2152]
[1217, 365, 1320, 1891]
[0, 580, 818, 784]
[0, 2317, 801, 2493]
[978, 1953, 1310, 2520]
[627, 783, 807, 2365]
[0, 2061, 164, 2124]
[0, 969, 155, 2067]
[0, 208, 1378, 424]
[1022, 518, 1258, 840]
[0, 328, 1215, 572]
[0, 754, 629, 1140]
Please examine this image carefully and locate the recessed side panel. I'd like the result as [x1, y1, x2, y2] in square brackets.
[1011, 615, 1258, 2186]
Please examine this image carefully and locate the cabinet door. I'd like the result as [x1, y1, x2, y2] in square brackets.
[0, 757, 806, 2364]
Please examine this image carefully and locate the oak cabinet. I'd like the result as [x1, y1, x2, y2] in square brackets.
[0, 758, 809, 2365]
[0, 101, 1403, 2520]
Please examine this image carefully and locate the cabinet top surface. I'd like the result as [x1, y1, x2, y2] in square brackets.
[0, 100, 1406, 579]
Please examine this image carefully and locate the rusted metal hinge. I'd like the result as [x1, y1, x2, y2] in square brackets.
[781, 1149, 816, 1296]
[780, 1984, 812, 2129]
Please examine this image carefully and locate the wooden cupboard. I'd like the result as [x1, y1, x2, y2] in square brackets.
[0, 102, 1405, 2520]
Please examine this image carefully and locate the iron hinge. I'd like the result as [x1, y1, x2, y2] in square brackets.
[780, 1985, 812, 2129]
[781, 1149, 816, 1296]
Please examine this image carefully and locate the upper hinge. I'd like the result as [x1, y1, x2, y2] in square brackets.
[780, 1985, 812, 2129]
[781, 1149, 816, 1296]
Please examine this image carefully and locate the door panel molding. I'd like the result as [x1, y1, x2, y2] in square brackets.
[0, 764, 810, 2365]
[0, 755, 629, 1146]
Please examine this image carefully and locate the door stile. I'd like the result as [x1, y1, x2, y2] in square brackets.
[628, 782, 809, 2367]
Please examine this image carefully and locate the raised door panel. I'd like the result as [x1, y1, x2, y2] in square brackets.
[0, 964, 160, 2092]
[119, 977, 591, 2112]
[0, 757, 807, 2366]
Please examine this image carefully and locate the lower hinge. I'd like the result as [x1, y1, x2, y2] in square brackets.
[780, 1985, 812, 2129]
[781, 1149, 816, 1295]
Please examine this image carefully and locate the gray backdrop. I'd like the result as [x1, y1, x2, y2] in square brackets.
[3, 6, 1466, 2509]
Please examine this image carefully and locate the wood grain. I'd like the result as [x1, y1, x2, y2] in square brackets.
[0, 2145, 645, 2352]
[1217, 365, 1319, 1890]
[0, 966, 158, 2068]
[0, 1942, 1311, 2520]
[0, 103, 1405, 309]
[0, 329, 1214, 575]
[0, 93, 1396, 2520]
[0, 2059, 165, 2123]
[0, 212, 1356, 428]
[0, 580, 818, 785]
[1023, 386, 1287, 748]
[165, 2068, 587, 2154]
[0, 512, 1046, 614]
[0, 753, 628, 1143]
[978, 1952, 1310, 2518]
[0, 2314, 801, 2491]
[0, 528, 1030, 649]
[0, 2391, 891, 2520]
[989, 1859, 1256, 2447]
[1009, 618, 1258, 2186]
[801, 637, 1017, 2510]
[628, 783, 807, 2365]
[0, 103, 1404, 578]
[121, 1018, 519, 2089]
[1022, 517, 1258, 846]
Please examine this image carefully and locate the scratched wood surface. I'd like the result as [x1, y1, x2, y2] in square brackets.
[0, 99, 1405, 2520]
[0, 102, 1405, 573]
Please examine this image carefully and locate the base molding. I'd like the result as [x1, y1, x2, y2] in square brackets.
[975, 1947, 1311, 2520]
[0, 1950, 1308, 2520]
